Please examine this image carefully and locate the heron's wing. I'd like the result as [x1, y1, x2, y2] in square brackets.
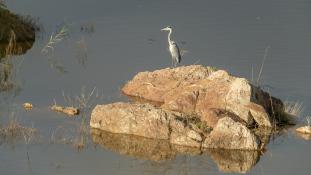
[170, 42, 181, 63]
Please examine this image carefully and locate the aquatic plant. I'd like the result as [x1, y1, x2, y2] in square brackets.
[0, 116, 37, 145]
[256, 46, 270, 86]
[41, 25, 68, 54]
[75, 38, 88, 68]
[62, 86, 102, 113]
[284, 101, 304, 117]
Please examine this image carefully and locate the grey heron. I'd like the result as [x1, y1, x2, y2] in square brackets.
[161, 26, 181, 67]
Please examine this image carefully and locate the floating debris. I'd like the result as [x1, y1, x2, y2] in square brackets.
[23, 102, 33, 110]
[51, 105, 79, 116]
[296, 126, 311, 134]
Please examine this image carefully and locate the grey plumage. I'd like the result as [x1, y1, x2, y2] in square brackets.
[161, 26, 181, 67]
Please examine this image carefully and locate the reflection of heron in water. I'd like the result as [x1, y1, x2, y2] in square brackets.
[161, 26, 181, 67]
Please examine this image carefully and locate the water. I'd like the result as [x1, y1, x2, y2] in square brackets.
[1, 0, 311, 174]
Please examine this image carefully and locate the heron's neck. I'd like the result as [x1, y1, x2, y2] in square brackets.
[168, 29, 173, 45]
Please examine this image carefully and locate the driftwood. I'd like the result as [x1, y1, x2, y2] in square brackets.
[51, 105, 79, 116]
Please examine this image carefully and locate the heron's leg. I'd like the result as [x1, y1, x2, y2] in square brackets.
[171, 57, 174, 68]
[174, 58, 177, 67]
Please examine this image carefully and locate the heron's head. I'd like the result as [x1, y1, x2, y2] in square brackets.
[161, 26, 172, 31]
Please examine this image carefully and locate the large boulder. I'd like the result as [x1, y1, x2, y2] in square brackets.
[90, 102, 204, 148]
[122, 65, 284, 127]
[90, 102, 261, 150]
[90, 102, 171, 140]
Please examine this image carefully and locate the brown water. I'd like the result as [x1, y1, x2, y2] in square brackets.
[1, 0, 311, 174]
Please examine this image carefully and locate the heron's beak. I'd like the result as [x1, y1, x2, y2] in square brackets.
[161, 28, 167, 31]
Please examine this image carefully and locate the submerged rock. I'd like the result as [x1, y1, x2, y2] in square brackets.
[122, 65, 284, 127]
[51, 105, 79, 116]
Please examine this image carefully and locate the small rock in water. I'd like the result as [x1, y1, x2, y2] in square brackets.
[296, 126, 311, 134]
[51, 105, 79, 116]
[23, 102, 33, 110]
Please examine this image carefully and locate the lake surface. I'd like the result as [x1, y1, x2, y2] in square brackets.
[1, 0, 311, 174]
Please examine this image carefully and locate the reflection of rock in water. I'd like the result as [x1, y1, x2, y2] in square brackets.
[92, 129, 260, 173]
[295, 132, 311, 140]
[91, 129, 203, 162]
[205, 149, 260, 173]
[91, 129, 176, 162]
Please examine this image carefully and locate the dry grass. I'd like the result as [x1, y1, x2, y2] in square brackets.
[306, 116, 311, 127]
[256, 46, 270, 86]
[73, 123, 88, 151]
[50, 122, 89, 151]
[284, 101, 304, 117]
[0, 6, 37, 43]
[75, 38, 88, 68]
[41, 25, 68, 54]
[62, 86, 103, 113]
[0, 118, 38, 144]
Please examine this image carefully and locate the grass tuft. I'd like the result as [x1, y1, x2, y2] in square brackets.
[306, 116, 311, 127]
[41, 25, 68, 54]
[0, 118, 37, 144]
[284, 101, 304, 117]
